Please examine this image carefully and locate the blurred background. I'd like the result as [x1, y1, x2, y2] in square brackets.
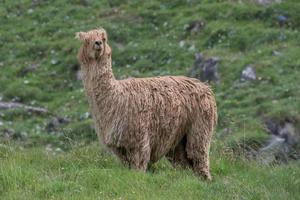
[0, 0, 299, 199]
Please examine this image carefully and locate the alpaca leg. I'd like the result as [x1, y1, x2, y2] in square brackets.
[127, 144, 151, 172]
[112, 146, 130, 167]
[112, 145, 150, 171]
[166, 135, 192, 169]
[126, 139, 151, 171]
[186, 124, 213, 180]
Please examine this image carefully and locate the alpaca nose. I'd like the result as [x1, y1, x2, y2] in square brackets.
[94, 41, 102, 50]
[95, 41, 102, 46]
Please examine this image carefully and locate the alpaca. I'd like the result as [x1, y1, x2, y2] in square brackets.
[75, 28, 217, 180]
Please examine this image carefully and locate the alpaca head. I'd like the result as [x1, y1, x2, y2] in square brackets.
[76, 28, 111, 62]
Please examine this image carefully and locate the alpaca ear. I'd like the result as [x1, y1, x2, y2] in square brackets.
[105, 43, 112, 56]
[101, 32, 108, 42]
[75, 32, 88, 42]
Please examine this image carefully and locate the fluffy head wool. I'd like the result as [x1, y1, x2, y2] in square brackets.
[76, 28, 217, 180]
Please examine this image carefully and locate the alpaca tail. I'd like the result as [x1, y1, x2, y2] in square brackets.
[212, 96, 218, 128]
[200, 87, 218, 131]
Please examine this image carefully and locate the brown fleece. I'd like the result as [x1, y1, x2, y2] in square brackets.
[76, 28, 217, 180]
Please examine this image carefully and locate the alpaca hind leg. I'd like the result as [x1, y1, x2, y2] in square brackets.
[166, 135, 192, 169]
[186, 123, 213, 180]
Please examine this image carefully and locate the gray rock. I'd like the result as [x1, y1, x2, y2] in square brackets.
[46, 143, 53, 152]
[51, 59, 59, 65]
[1, 128, 15, 140]
[194, 53, 203, 68]
[259, 118, 300, 164]
[80, 0, 89, 6]
[179, 40, 185, 48]
[46, 116, 71, 132]
[265, 118, 299, 146]
[188, 53, 220, 83]
[254, 0, 284, 5]
[80, 112, 91, 120]
[76, 70, 82, 81]
[257, 135, 286, 164]
[254, 0, 271, 5]
[272, 50, 282, 56]
[31, 0, 40, 7]
[278, 15, 288, 27]
[17, 64, 39, 77]
[114, 42, 125, 50]
[185, 20, 205, 35]
[241, 65, 256, 82]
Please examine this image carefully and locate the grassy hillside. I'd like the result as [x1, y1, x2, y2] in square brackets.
[1, 143, 299, 199]
[0, 0, 300, 199]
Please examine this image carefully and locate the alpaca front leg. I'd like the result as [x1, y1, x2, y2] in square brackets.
[111, 146, 130, 167]
[127, 142, 151, 172]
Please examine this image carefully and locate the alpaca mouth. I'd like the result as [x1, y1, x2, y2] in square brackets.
[94, 46, 101, 51]
[94, 50, 102, 59]
[94, 43, 102, 51]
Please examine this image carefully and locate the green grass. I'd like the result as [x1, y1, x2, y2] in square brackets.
[1, 143, 299, 200]
[0, 0, 300, 199]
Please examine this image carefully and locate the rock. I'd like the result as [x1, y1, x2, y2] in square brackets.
[236, 117, 299, 164]
[17, 64, 39, 77]
[185, 20, 205, 34]
[31, 0, 40, 8]
[27, 9, 34, 14]
[257, 135, 286, 164]
[272, 50, 282, 56]
[279, 32, 286, 41]
[71, 63, 82, 81]
[194, 53, 203, 67]
[0, 101, 48, 114]
[254, 0, 283, 5]
[11, 97, 21, 102]
[46, 116, 71, 132]
[1, 128, 15, 140]
[259, 117, 300, 164]
[55, 147, 63, 153]
[265, 118, 279, 135]
[188, 53, 220, 83]
[240, 65, 256, 82]
[201, 57, 220, 83]
[80, 0, 89, 6]
[278, 15, 288, 27]
[51, 59, 59, 65]
[188, 44, 195, 52]
[114, 42, 125, 50]
[179, 40, 185, 48]
[80, 112, 91, 120]
[76, 70, 82, 81]
[219, 127, 231, 138]
[46, 143, 53, 152]
[254, 0, 271, 5]
[265, 118, 299, 146]
[277, 118, 298, 146]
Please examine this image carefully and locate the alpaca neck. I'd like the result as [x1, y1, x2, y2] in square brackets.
[81, 54, 116, 96]
[81, 54, 119, 143]
[92, 54, 115, 93]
